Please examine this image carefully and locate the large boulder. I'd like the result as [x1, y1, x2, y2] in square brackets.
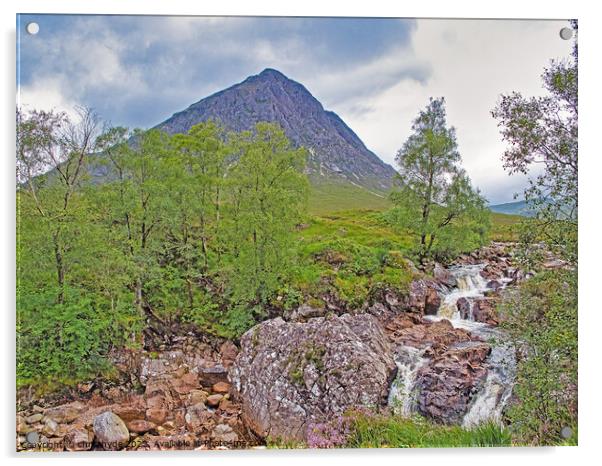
[92, 411, 130, 450]
[471, 298, 500, 325]
[416, 342, 491, 424]
[406, 279, 441, 315]
[230, 314, 396, 441]
[434, 263, 456, 288]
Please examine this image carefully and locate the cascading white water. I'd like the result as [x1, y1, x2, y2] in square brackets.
[437, 265, 489, 320]
[388, 346, 428, 416]
[388, 263, 516, 427]
[433, 264, 516, 426]
[462, 341, 516, 427]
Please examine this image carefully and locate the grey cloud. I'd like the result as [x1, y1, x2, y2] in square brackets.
[18, 15, 422, 129]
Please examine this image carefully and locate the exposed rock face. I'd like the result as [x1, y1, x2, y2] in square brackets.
[386, 317, 480, 358]
[368, 278, 441, 320]
[471, 298, 499, 325]
[416, 343, 491, 424]
[434, 263, 456, 288]
[155, 68, 397, 193]
[456, 297, 471, 320]
[384, 313, 491, 424]
[230, 314, 396, 441]
[92, 412, 130, 449]
[406, 279, 442, 315]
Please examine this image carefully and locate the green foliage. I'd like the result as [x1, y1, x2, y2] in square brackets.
[17, 116, 309, 388]
[492, 21, 577, 267]
[500, 269, 578, 445]
[221, 122, 309, 305]
[346, 412, 512, 448]
[489, 22, 578, 445]
[390, 97, 490, 261]
[16, 285, 141, 389]
[289, 210, 417, 309]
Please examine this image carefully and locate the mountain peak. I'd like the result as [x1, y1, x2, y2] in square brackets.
[157, 70, 397, 192]
[257, 68, 288, 79]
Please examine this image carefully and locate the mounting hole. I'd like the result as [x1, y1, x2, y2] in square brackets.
[559, 27, 573, 40]
[26, 22, 39, 35]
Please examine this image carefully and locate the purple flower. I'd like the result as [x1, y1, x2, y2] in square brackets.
[306, 415, 351, 448]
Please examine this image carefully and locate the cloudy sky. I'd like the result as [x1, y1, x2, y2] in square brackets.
[17, 15, 573, 204]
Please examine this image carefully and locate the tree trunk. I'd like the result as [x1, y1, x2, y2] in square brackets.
[52, 230, 65, 304]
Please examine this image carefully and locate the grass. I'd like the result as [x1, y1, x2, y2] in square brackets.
[288, 209, 417, 308]
[285, 208, 522, 310]
[489, 212, 523, 242]
[308, 180, 392, 215]
[267, 412, 514, 449]
[346, 413, 513, 448]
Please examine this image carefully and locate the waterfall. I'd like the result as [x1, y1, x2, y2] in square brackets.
[388, 346, 429, 416]
[462, 342, 516, 427]
[388, 262, 516, 427]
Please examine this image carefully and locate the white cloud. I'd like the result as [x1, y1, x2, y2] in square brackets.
[336, 19, 573, 203]
[17, 16, 574, 204]
[18, 76, 78, 119]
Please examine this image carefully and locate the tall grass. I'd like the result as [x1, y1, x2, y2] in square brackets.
[346, 413, 513, 448]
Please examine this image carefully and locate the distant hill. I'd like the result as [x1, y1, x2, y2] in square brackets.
[489, 200, 534, 217]
[155, 68, 397, 195]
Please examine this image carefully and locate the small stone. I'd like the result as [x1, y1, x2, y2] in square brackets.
[26, 413, 43, 424]
[146, 407, 168, 425]
[64, 428, 93, 451]
[218, 398, 233, 411]
[126, 419, 156, 434]
[45, 401, 85, 423]
[92, 411, 130, 450]
[113, 403, 147, 423]
[189, 389, 208, 405]
[206, 394, 223, 407]
[32, 405, 44, 413]
[42, 418, 59, 436]
[211, 423, 238, 443]
[16, 415, 28, 434]
[185, 403, 211, 430]
[211, 381, 231, 394]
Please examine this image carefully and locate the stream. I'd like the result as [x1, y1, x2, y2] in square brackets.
[388, 263, 516, 427]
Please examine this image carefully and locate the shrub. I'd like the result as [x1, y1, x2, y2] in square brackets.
[16, 286, 141, 390]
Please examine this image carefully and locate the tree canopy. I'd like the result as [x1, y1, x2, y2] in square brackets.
[390, 97, 490, 261]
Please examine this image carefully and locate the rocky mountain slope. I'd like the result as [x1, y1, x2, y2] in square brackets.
[156, 68, 397, 194]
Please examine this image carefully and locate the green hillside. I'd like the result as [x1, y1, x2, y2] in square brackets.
[308, 180, 392, 215]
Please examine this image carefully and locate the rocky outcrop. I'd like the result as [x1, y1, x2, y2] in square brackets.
[407, 280, 442, 315]
[230, 314, 396, 441]
[385, 317, 481, 358]
[384, 313, 492, 424]
[369, 278, 441, 320]
[467, 298, 500, 325]
[16, 337, 251, 452]
[434, 263, 456, 288]
[416, 342, 491, 424]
